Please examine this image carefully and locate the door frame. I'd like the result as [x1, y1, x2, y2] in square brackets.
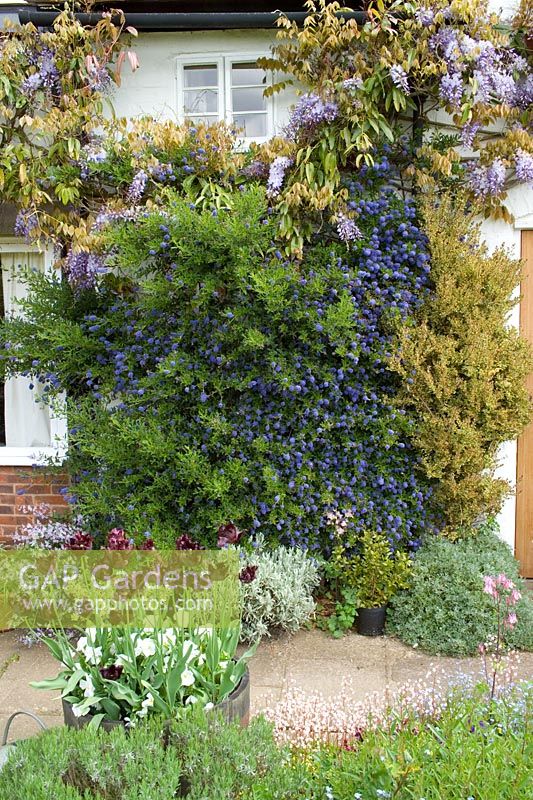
[516, 228, 533, 578]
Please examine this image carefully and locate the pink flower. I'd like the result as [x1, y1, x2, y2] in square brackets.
[504, 612, 518, 629]
[509, 588, 522, 605]
[496, 573, 513, 590]
[483, 576, 497, 598]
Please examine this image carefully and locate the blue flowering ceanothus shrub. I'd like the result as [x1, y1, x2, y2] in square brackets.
[3, 185, 434, 550]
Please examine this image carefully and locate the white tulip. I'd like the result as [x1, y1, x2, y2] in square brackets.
[134, 638, 156, 658]
[180, 669, 195, 687]
[80, 676, 96, 698]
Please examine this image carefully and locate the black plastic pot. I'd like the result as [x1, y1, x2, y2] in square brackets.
[356, 605, 387, 636]
[62, 666, 250, 730]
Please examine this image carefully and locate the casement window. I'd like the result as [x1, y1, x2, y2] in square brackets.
[176, 55, 272, 143]
[0, 240, 67, 465]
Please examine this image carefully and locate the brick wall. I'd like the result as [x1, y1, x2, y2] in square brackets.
[0, 466, 68, 545]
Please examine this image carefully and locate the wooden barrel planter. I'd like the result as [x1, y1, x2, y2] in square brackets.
[63, 667, 250, 730]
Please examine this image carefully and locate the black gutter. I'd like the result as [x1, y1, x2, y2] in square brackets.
[18, 9, 366, 31]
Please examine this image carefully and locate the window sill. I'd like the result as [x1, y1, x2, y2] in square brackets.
[0, 447, 67, 467]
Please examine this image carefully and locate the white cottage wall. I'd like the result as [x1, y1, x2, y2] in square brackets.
[110, 30, 298, 130]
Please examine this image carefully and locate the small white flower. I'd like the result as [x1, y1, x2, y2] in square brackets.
[182, 639, 200, 662]
[162, 629, 177, 648]
[204, 702, 214, 711]
[76, 636, 88, 653]
[84, 646, 103, 666]
[141, 695, 154, 709]
[71, 703, 86, 718]
[185, 695, 198, 706]
[181, 669, 195, 687]
[80, 676, 96, 698]
[134, 638, 156, 658]
[115, 654, 132, 667]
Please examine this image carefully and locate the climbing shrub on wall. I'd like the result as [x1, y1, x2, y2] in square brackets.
[3, 182, 434, 549]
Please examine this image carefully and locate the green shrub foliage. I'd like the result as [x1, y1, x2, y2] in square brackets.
[387, 520, 533, 655]
[0, 685, 531, 800]
[0, 713, 308, 799]
[390, 194, 532, 530]
[4, 182, 438, 550]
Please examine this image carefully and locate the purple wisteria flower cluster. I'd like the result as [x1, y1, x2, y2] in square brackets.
[467, 158, 506, 198]
[390, 65, 409, 94]
[515, 150, 533, 184]
[127, 169, 148, 203]
[14, 210, 38, 241]
[284, 93, 339, 140]
[430, 25, 532, 111]
[65, 249, 108, 289]
[336, 212, 362, 244]
[267, 156, 293, 196]
[20, 46, 60, 97]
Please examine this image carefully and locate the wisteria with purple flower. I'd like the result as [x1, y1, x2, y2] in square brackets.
[14, 210, 38, 241]
[65, 250, 108, 289]
[515, 150, 533, 184]
[336, 212, 362, 244]
[267, 156, 293, 196]
[467, 158, 507, 198]
[414, 6, 435, 28]
[460, 121, 481, 149]
[389, 65, 409, 94]
[284, 93, 338, 140]
[439, 73, 463, 109]
[127, 169, 148, 203]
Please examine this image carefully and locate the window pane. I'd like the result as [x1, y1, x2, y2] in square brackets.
[233, 113, 267, 138]
[232, 86, 266, 113]
[183, 64, 218, 88]
[231, 62, 266, 87]
[1, 250, 52, 447]
[187, 115, 218, 127]
[184, 88, 218, 114]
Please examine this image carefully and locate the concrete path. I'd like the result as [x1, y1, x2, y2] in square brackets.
[1, 629, 532, 741]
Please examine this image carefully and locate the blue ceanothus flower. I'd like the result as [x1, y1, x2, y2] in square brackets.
[52, 170, 435, 552]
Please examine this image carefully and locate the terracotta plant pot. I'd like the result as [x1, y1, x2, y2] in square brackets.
[62, 666, 250, 730]
[356, 605, 387, 636]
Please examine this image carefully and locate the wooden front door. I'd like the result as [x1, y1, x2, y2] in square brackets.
[516, 229, 533, 578]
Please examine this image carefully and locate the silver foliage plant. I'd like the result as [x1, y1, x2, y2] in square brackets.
[239, 536, 322, 642]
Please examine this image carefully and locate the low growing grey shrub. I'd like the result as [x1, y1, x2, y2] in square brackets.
[239, 537, 321, 642]
[387, 519, 533, 656]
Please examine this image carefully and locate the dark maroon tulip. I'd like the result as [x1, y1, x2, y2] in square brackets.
[99, 664, 124, 680]
[65, 531, 94, 550]
[217, 522, 242, 548]
[239, 565, 258, 584]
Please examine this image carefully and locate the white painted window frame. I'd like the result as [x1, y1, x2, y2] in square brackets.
[0, 238, 67, 466]
[176, 56, 225, 126]
[176, 52, 273, 145]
